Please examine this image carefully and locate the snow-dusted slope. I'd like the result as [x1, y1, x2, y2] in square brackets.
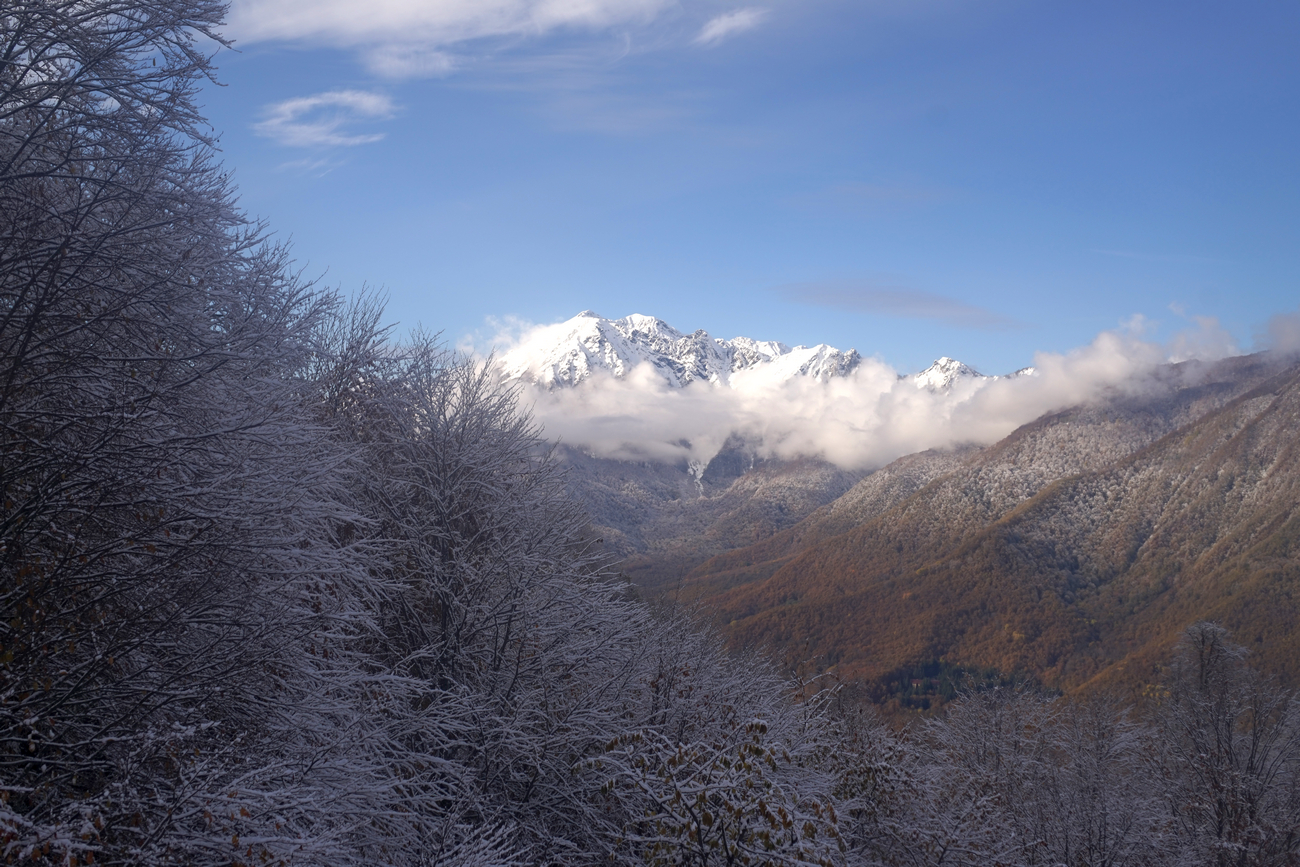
[500, 311, 861, 388]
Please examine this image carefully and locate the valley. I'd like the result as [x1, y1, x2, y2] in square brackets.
[510, 315, 1300, 704]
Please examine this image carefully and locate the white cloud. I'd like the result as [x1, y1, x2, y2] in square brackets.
[229, 0, 675, 75]
[495, 319, 1247, 472]
[253, 90, 396, 147]
[1262, 309, 1300, 356]
[1166, 313, 1239, 364]
[694, 8, 768, 46]
[364, 46, 458, 79]
[275, 156, 343, 176]
[460, 314, 537, 358]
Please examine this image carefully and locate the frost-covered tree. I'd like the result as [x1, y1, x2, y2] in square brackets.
[600, 718, 842, 867]
[845, 685, 1175, 867]
[1156, 623, 1300, 867]
[305, 321, 649, 862]
[0, 2, 373, 862]
[886, 686, 1046, 867]
[1026, 694, 1172, 867]
[593, 630, 844, 867]
[304, 318, 845, 865]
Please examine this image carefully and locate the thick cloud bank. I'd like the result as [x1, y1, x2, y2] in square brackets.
[508, 321, 1248, 472]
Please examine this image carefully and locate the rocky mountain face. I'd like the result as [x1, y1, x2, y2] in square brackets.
[682, 351, 1300, 695]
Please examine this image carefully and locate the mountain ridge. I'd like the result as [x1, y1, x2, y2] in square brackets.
[501, 310, 1007, 390]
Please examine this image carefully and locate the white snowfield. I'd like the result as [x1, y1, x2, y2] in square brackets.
[500, 310, 1019, 391]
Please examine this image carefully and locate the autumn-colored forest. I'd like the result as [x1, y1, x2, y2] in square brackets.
[683, 356, 1300, 705]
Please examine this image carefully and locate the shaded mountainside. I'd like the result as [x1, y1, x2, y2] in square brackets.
[555, 442, 863, 590]
[682, 352, 1300, 694]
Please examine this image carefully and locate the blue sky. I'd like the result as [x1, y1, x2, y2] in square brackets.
[202, 0, 1300, 375]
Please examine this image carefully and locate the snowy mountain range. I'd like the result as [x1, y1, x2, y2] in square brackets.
[500, 311, 859, 388]
[500, 311, 1023, 390]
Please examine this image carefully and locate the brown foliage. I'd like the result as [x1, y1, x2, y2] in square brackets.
[683, 357, 1300, 699]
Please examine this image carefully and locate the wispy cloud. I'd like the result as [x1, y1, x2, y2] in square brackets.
[822, 182, 949, 205]
[254, 90, 396, 147]
[275, 156, 344, 176]
[364, 46, 457, 79]
[1090, 248, 1226, 265]
[776, 279, 1024, 331]
[229, 0, 676, 77]
[695, 8, 768, 46]
[441, 39, 706, 134]
[786, 181, 956, 217]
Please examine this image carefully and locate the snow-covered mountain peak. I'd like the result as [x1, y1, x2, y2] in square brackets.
[620, 312, 677, 335]
[912, 357, 986, 391]
[500, 312, 860, 388]
[498, 312, 1030, 394]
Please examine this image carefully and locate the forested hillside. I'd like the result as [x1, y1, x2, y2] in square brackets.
[7, 3, 1300, 866]
[688, 352, 1300, 698]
